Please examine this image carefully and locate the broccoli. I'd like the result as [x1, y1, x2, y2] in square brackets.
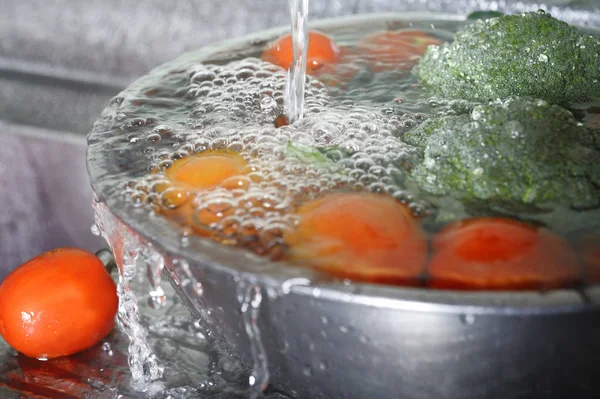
[416, 11, 600, 105]
[404, 97, 600, 209]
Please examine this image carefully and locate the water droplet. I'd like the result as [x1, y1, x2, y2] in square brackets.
[318, 359, 329, 371]
[194, 282, 204, 297]
[281, 277, 311, 294]
[102, 342, 114, 356]
[147, 287, 167, 310]
[110, 96, 124, 106]
[460, 313, 476, 325]
[302, 365, 313, 376]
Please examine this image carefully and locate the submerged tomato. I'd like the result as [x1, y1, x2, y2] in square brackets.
[0, 248, 118, 359]
[159, 150, 249, 235]
[284, 192, 428, 285]
[165, 150, 247, 189]
[358, 30, 441, 72]
[262, 30, 340, 73]
[427, 218, 580, 290]
[313, 46, 362, 87]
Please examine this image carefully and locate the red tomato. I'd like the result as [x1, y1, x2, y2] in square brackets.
[165, 150, 247, 189]
[274, 114, 289, 128]
[158, 150, 249, 236]
[357, 29, 441, 72]
[0, 248, 118, 359]
[427, 218, 580, 290]
[262, 30, 340, 73]
[314, 46, 362, 87]
[284, 192, 428, 285]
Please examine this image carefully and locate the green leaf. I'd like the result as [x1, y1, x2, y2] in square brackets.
[285, 141, 336, 169]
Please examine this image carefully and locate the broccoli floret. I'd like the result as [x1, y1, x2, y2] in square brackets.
[404, 114, 470, 148]
[417, 11, 600, 105]
[405, 97, 600, 209]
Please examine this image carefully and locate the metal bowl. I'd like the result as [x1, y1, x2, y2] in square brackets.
[87, 12, 600, 399]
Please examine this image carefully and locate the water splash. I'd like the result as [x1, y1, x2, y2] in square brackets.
[239, 283, 269, 398]
[143, 247, 167, 310]
[93, 200, 165, 388]
[284, 0, 310, 123]
[168, 258, 206, 319]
